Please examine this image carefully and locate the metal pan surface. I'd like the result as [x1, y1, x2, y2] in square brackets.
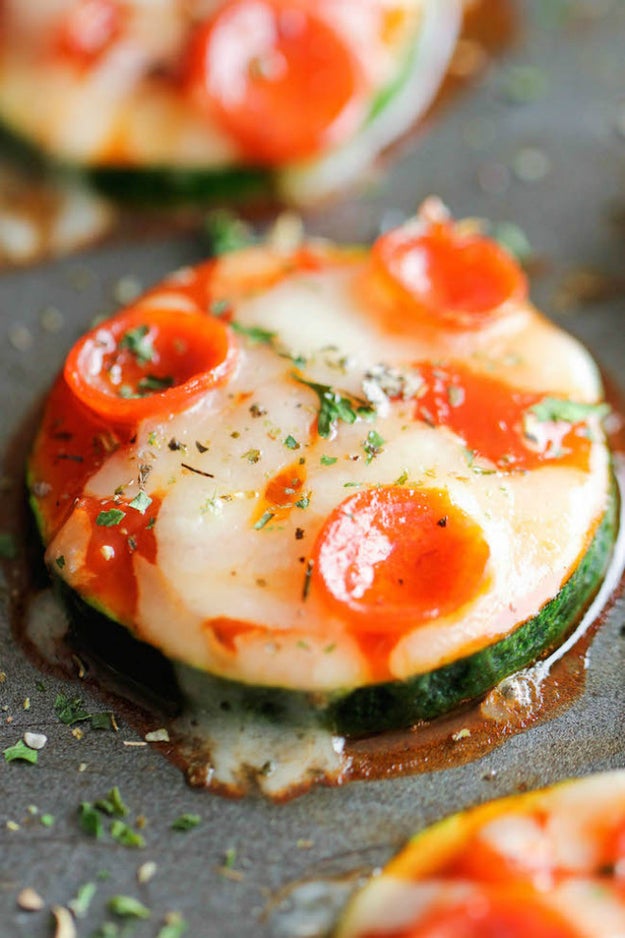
[2, 2, 625, 935]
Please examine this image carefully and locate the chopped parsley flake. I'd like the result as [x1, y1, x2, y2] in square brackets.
[96, 509, 126, 527]
[293, 373, 376, 438]
[171, 813, 202, 832]
[54, 693, 90, 724]
[0, 532, 17, 559]
[223, 847, 237, 869]
[119, 324, 155, 365]
[128, 491, 152, 514]
[110, 820, 145, 848]
[90, 711, 115, 730]
[4, 740, 38, 764]
[320, 455, 338, 466]
[363, 429, 385, 464]
[295, 496, 310, 509]
[79, 802, 105, 839]
[231, 321, 277, 345]
[69, 881, 97, 919]
[530, 398, 610, 424]
[284, 435, 300, 450]
[254, 510, 275, 530]
[205, 210, 254, 256]
[55, 554, 66, 569]
[242, 448, 261, 464]
[137, 374, 174, 394]
[55, 693, 114, 730]
[108, 895, 151, 920]
[394, 469, 409, 485]
[95, 786, 128, 817]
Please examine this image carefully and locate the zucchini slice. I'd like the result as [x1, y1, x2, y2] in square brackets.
[0, 0, 461, 205]
[28, 205, 618, 735]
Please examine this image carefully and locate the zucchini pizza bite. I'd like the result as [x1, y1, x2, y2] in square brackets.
[28, 200, 616, 736]
[334, 770, 625, 937]
[0, 0, 461, 203]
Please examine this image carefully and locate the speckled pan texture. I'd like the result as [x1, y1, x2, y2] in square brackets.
[2, 2, 625, 937]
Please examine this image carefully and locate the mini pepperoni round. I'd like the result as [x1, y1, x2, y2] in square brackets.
[310, 486, 490, 632]
[55, 0, 124, 67]
[370, 221, 527, 330]
[186, 0, 366, 164]
[64, 305, 237, 426]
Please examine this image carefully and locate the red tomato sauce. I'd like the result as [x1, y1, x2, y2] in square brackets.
[413, 363, 593, 472]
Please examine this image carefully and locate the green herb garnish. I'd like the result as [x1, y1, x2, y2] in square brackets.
[119, 324, 154, 364]
[96, 509, 126, 527]
[108, 895, 151, 920]
[320, 455, 337, 466]
[363, 429, 385, 464]
[128, 491, 152, 514]
[223, 847, 237, 869]
[284, 435, 300, 450]
[3, 740, 38, 764]
[254, 511, 275, 530]
[230, 321, 277, 345]
[95, 786, 128, 817]
[110, 820, 145, 848]
[205, 210, 253, 256]
[79, 802, 104, 839]
[530, 398, 610, 424]
[54, 693, 90, 725]
[69, 881, 97, 918]
[90, 711, 115, 731]
[171, 813, 202, 832]
[137, 374, 174, 394]
[293, 374, 376, 438]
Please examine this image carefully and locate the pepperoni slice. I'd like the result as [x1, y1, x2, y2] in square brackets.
[310, 486, 490, 633]
[369, 220, 527, 330]
[185, 0, 366, 164]
[413, 363, 593, 472]
[64, 305, 237, 426]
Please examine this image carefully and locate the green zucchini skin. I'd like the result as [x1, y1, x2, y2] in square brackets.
[82, 164, 272, 206]
[41, 486, 618, 738]
[0, 120, 272, 205]
[328, 487, 618, 736]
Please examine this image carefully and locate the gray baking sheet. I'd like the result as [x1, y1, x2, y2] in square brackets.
[2, 2, 625, 936]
